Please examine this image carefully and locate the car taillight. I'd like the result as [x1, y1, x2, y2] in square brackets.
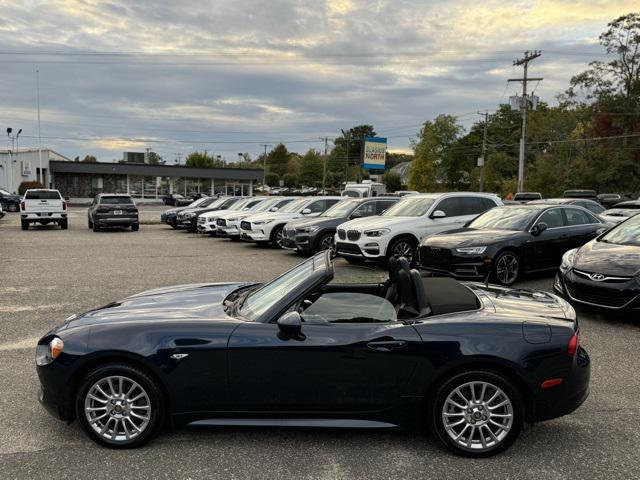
[62, 201, 67, 211]
[20, 201, 25, 210]
[567, 331, 579, 356]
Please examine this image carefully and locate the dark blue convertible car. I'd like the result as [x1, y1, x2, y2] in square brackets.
[36, 251, 589, 457]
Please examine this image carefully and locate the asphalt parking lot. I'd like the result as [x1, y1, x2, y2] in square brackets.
[1, 210, 639, 480]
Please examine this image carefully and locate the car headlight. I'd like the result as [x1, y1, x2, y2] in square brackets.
[560, 248, 578, 273]
[303, 226, 319, 233]
[456, 246, 487, 255]
[36, 337, 64, 366]
[253, 219, 275, 225]
[364, 228, 390, 237]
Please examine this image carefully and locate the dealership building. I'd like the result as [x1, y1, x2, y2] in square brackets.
[1, 149, 263, 199]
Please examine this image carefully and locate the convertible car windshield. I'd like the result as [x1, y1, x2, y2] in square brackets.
[240, 255, 328, 320]
[468, 207, 535, 230]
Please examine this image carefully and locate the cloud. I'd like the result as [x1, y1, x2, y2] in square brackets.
[0, 0, 633, 161]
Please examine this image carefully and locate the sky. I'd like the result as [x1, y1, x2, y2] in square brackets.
[0, 0, 637, 164]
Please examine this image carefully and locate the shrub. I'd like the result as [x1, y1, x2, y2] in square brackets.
[18, 180, 44, 195]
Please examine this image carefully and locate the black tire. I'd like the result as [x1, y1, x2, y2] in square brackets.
[60, 219, 68, 230]
[315, 232, 335, 253]
[88, 217, 93, 229]
[387, 237, 417, 265]
[270, 225, 285, 248]
[492, 250, 520, 286]
[21, 220, 29, 230]
[75, 363, 165, 449]
[131, 224, 139, 231]
[93, 222, 100, 232]
[429, 370, 524, 458]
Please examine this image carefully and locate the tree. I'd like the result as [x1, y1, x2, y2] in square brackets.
[408, 115, 462, 191]
[147, 152, 164, 165]
[265, 172, 280, 187]
[299, 149, 324, 186]
[267, 144, 291, 177]
[185, 151, 222, 168]
[282, 173, 299, 188]
[383, 171, 402, 192]
[81, 155, 97, 163]
[332, 125, 377, 182]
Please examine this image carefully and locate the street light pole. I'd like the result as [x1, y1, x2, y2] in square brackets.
[37, 68, 43, 185]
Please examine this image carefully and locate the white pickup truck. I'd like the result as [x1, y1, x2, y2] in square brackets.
[20, 189, 68, 230]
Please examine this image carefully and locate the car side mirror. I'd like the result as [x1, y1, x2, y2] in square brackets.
[431, 210, 446, 219]
[531, 222, 548, 236]
[596, 227, 607, 235]
[269, 207, 278, 212]
[301, 208, 312, 215]
[350, 210, 362, 219]
[64, 196, 70, 201]
[277, 311, 302, 338]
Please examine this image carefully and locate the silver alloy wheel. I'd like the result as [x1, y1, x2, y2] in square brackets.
[392, 240, 414, 261]
[442, 381, 514, 451]
[84, 375, 151, 443]
[275, 228, 285, 246]
[495, 253, 519, 285]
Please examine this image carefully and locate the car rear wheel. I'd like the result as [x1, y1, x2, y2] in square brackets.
[76, 364, 164, 449]
[430, 370, 523, 457]
[131, 224, 139, 231]
[8, 203, 19, 212]
[88, 217, 93, 229]
[60, 219, 68, 230]
[492, 251, 520, 286]
[93, 222, 100, 232]
[21, 220, 29, 230]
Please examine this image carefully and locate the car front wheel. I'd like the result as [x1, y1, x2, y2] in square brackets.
[270, 225, 285, 248]
[387, 237, 416, 264]
[315, 232, 334, 253]
[430, 370, 523, 457]
[492, 251, 520, 286]
[76, 364, 164, 449]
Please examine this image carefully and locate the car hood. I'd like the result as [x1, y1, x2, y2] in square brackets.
[422, 228, 522, 247]
[573, 240, 640, 276]
[164, 206, 187, 215]
[469, 283, 576, 322]
[340, 216, 414, 231]
[246, 211, 300, 223]
[287, 216, 344, 229]
[63, 282, 252, 329]
[200, 208, 235, 220]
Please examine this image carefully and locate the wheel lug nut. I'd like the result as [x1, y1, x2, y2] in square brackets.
[478, 405, 483, 411]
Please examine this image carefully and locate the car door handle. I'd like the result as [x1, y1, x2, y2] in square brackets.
[366, 340, 408, 352]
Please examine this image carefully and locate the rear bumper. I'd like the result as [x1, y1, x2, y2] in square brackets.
[22, 212, 67, 220]
[96, 217, 138, 226]
[533, 346, 591, 422]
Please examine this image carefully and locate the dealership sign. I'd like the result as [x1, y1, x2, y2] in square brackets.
[362, 137, 387, 170]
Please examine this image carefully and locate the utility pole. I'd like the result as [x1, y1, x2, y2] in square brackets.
[478, 110, 489, 192]
[341, 129, 350, 184]
[320, 136, 329, 194]
[36, 69, 43, 185]
[261, 144, 270, 186]
[508, 50, 542, 193]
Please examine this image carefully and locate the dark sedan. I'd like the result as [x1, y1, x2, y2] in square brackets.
[88, 194, 139, 232]
[0, 187, 21, 212]
[161, 196, 213, 228]
[528, 198, 605, 216]
[36, 252, 589, 457]
[162, 193, 194, 206]
[417, 205, 605, 286]
[280, 197, 399, 253]
[178, 196, 242, 232]
[555, 213, 640, 311]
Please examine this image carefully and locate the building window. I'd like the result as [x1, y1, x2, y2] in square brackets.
[92, 177, 103, 189]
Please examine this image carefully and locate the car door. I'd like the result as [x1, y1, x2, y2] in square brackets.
[227, 292, 422, 412]
[427, 197, 470, 234]
[523, 208, 567, 270]
[563, 207, 602, 250]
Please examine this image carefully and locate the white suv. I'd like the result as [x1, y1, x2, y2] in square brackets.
[240, 196, 342, 247]
[216, 197, 295, 239]
[197, 197, 264, 234]
[335, 192, 502, 263]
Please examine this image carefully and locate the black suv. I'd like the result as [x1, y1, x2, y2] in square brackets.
[88, 194, 139, 232]
[281, 197, 399, 254]
[0, 187, 21, 212]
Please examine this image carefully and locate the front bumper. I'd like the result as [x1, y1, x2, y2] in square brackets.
[334, 230, 390, 259]
[554, 270, 640, 310]
[197, 221, 217, 233]
[417, 246, 491, 280]
[178, 217, 198, 230]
